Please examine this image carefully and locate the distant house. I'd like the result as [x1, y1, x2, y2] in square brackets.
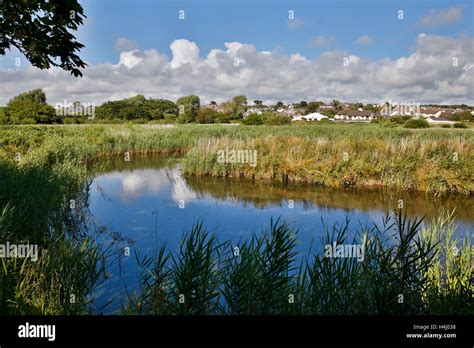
[418, 107, 444, 118]
[276, 107, 299, 117]
[204, 103, 225, 112]
[243, 107, 263, 116]
[334, 109, 374, 122]
[426, 116, 455, 125]
[319, 105, 333, 110]
[292, 112, 329, 121]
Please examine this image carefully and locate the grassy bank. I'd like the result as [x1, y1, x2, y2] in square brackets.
[0, 123, 472, 314]
[183, 134, 473, 195]
[125, 211, 473, 315]
[0, 123, 472, 195]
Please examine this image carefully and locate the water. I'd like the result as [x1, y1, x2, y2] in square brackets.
[87, 156, 474, 313]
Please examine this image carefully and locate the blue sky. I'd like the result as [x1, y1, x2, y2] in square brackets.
[77, 0, 473, 63]
[1, 0, 473, 105]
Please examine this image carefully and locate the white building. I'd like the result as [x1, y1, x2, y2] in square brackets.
[334, 109, 374, 122]
[426, 116, 455, 125]
[292, 112, 329, 121]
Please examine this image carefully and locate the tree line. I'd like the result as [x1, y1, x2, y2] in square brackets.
[0, 90, 287, 125]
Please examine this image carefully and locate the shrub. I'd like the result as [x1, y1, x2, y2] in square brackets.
[454, 122, 468, 128]
[64, 116, 86, 124]
[164, 113, 178, 123]
[389, 116, 412, 125]
[242, 113, 264, 125]
[263, 112, 291, 125]
[404, 118, 429, 128]
[196, 108, 218, 124]
[215, 113, 232, 124]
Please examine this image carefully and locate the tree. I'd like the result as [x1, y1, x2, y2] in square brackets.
[4, 89, 60, 124]
[0, 0, 87, 77]
[119, 103, 150, 121]
[0, 107, 5, 124]
[221, 97, 246, 120]
[275, 101, 284, 109]
[233, 95, 247, 106]
[350, 103, 363, 110]
[176, 95, 200, 123]
[253, 100, 263, 107]
[145, 99, 178, 119]
[305, 101, 321, 114]
[95, 95, 161, 121]
[331, 100, 343, 113]
[298, 101, 308, 108]
[197, 108, 224, 124]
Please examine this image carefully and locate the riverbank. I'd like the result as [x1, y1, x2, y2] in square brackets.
[1, 123, 472, 195]
[0, 123, 472, 314]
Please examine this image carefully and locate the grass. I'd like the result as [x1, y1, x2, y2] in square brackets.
[0, 123, 472, 195]
[124, 210, 473, 315]
[0, 123, 472, 314]
[183, 134, 473, 195]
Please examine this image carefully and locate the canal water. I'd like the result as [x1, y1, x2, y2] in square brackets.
[87, 156, 473, 313]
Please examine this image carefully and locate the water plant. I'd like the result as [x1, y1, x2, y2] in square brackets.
[125, 210, 473, 315]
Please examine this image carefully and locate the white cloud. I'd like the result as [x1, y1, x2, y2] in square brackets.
[114, 37, 137, 52]
[420, 6, 463, 28]
[170, 39, 200, 68]
[309, 35, 336, 48]
[114, 50, 143, 69]
[0, 35, 473, 106]
[355, 35, 373, 45]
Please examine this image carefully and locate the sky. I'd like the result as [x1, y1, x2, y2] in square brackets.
[0, 0, 473, 105]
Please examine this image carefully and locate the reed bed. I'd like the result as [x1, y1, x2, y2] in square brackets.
[124, 211, 473, 315]
[183, 135, 473, 195]
[0, 123, 472, 314]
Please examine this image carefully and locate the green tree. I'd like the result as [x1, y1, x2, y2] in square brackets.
[305, 101, 321, 114]
[0, 0, 87, 76]
[0, 107, 6, 124]
[176, 95, 200, 123]
[242, 113, 264, 125]
[197, 108, 225, 124]
[119, 104, 151, 121]
[298, 101, 308, 108]
[95, 100, 124, 120]
[253, 100, 263, 107]
[4, 89, 60, 124]
[331, 100, 343, 113]
[233, 95, 247, 106]
[145, 99, 178, 119]
[320, 108, 336, 118]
